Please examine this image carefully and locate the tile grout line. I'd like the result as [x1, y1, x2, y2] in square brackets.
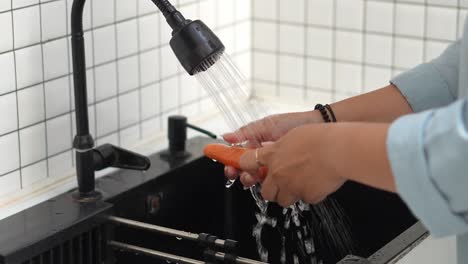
[423, 0, 429, 62]
[390, 0, 397, 78]
[10, 0, 22, 187]
[250, 0, 255, 97]
[136, 1, 143, 140]
[90, 1, 98, 150]
[113, 0, 122, 147]
[456, 0, 462, 39]
[361, 0, 368, 94]
[158, 8, 164, 130]
[275, 0, 280, 97]
[38, 1, 51, 180]
[303, 0, 308, 100]
[65, 0, 75, 170]
[331, 0, 337, 102]
[176, 0, 182, 116]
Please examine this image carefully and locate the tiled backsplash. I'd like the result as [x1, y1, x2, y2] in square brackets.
[0, 0, 251, 198]
[252, 0, 467, 104]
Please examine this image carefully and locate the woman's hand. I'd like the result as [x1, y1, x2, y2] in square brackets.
[238, 123, 396, 207]
[239, 124, 347, 207]
[222, 111, 324, 181]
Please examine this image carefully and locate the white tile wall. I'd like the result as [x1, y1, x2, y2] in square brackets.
[0, 0, 251, 198]
[252, 0, 466, 102]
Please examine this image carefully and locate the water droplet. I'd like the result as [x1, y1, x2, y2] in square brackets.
[293, 254, 299, 264]
[259, 249, 268, 262]
[269, 217, 277, 227]
[297, 231, 302, 240]
[293, 214, 301, 227]
[176, 237, 182, 240]
[280, 247, 286, 264]
[298, 201, 310, 211]
[211, 159, 218, 162]
[305, 239, 315, 254]
[225, 179, 236, 188]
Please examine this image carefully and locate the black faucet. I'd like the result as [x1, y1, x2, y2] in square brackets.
[70, 0, 225, 201]
[70, 1, 152, 202]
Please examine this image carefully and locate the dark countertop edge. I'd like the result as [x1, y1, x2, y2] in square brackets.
[367, 221, 428, 264]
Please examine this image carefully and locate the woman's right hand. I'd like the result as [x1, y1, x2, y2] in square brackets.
[222, 110, 324, 184]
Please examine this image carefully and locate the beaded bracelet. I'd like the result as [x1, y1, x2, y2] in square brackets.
[314, 104, 331, 123]
[325, 104, 337, 122]
[314, 104, 337, 123]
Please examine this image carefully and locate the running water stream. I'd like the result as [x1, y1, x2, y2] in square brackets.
[195, 54, 354, 263]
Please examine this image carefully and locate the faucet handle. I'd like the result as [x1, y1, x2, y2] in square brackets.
[93, 144, 151, 171]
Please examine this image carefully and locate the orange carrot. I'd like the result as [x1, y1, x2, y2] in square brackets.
[203, 143, 268, 180]
[203, 144, 246, 169]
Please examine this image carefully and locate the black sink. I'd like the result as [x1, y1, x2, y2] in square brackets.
[104, 138, 423, 264]
[0, 137, 427, 264]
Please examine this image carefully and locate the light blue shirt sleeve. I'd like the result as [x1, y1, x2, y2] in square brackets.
[387, 101, 468, 237]
[387, 40, 468, 237]
[391, 41, 460, 112]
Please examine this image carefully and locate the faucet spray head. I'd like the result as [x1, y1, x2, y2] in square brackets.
[152, 0, 225, 75]
[170, 20, 225, 75]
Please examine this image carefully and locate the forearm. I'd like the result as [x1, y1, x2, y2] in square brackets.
[329, 84, 413, 123]
[323, 122, 396, 192]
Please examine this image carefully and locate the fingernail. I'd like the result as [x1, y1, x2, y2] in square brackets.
[261, 141, 274, 147]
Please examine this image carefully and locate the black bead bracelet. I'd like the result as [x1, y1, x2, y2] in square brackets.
[325, 104, 337, 122]
[315, 104, 337, 123]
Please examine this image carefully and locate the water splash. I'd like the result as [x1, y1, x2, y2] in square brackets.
[196, 53, 355, 263]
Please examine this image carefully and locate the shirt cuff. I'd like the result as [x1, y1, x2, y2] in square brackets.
[390, 63, 455, 113]
[387, 111, 468, 237]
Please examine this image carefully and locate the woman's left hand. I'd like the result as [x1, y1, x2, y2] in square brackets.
[239, 124, 347, 207]
[238, 122, 396, 207]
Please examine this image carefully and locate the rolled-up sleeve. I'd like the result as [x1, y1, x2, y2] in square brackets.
[391, 41, 460, 112]
[387, 99, 468, 237]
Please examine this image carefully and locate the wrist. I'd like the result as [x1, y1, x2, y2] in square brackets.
[319, 125, 347, 179]
[304, 110, 326, 124]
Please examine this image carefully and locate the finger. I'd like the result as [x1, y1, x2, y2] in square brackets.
[222, 129, 248, 144]
[224, 166, 239, 180]
[237, 149, 258, 175]
[222, 132, 240, 144]
[228, 122, 266, 147]
[238, 144, 275, 175]
[276, 189, 299, 208]
[260, 175, 279, 202]
[239, 172, 256, 187]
